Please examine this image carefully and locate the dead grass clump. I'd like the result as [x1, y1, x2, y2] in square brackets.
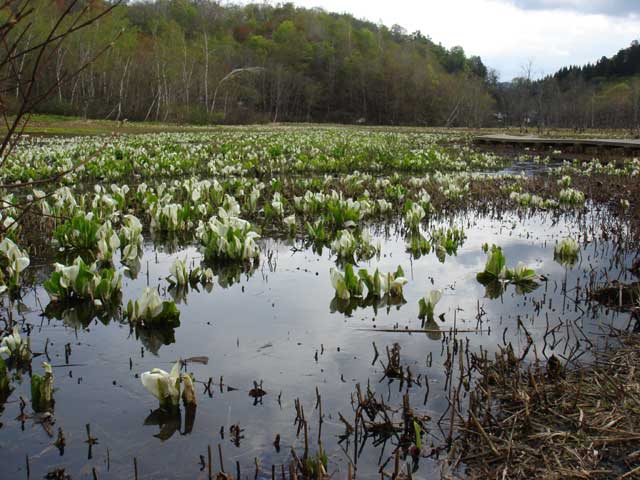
[455, 333, 640, 479]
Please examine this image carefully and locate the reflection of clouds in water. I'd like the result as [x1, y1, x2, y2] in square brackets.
[3, 209, 634, 479]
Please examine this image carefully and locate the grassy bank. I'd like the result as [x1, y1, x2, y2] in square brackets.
[5, 114, 640, 139]
[2, 114, 228, 136]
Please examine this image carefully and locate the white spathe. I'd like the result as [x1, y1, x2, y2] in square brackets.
[141, 361, 180, 406]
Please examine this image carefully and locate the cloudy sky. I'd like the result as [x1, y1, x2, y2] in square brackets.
[259, 0, 640, 81]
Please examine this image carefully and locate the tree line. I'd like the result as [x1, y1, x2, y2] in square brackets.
[494, 41, 640, 132]
[3, 0, 495, 126]
[5, 0, 639, 130]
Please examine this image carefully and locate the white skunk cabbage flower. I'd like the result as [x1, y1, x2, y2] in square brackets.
[243, 232, 260, 260]
[141, 361, 181, 408]
[425, 289, 442, 309]
[419, 289, 443, 321]
[330, 268, 350, 300]
[54, 263, 80, 289]
[283, 215, 296, 228]
[330, 230, 356, 258]
[0, 237, 30, 278]
[132, 287, 164, 321]
[169, 258, 189, 286]
[554, 237, 580, 266]
[271, 192, 284, 216]
[0, 327, 23, 357]
[387, 276, 408, 297]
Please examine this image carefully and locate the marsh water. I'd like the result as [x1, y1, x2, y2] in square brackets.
[0, 200, 635, 479]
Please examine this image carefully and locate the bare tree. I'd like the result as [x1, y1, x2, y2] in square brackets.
[0, 0, 121, 232]
[0, 0, 122, 164]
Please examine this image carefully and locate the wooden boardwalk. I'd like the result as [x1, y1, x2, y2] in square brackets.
[475, 134, 640, 154]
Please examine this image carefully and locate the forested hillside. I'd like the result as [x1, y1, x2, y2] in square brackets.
[494, 41, 640, 131]
[555, 41, 640, 83]
[10, 0, 495, 126]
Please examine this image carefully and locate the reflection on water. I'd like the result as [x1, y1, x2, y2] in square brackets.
[144, 405, 196, 441]
[0, 208, 634, 479]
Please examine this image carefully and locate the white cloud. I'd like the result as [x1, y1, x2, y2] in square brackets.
[250, 0, 640, 81]
[510, 0, 640, 16]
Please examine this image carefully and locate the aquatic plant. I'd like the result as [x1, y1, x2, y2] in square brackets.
[141, 361, 197, 410]
[167, 258, 214, 288]
[477, 246, 539, 295]
[44, 257, 122, 304]
[0, 327, 30, 364]
[197, 208, 260, 263]
[126, 287, 180, 327]
[302, 447, 328, 479]
[376, 199, 392, 214]
[270, 191, 284, 217]
[330, 229, 379, 262]
[476, 246, 506, 284]
[329, 264, 363, 300]
[283, 214, 296, 235]
[559, 188, 585, 206]
[330, 230, 357, 260]
[247, 185, 262, 211]
[431, 225, 466, 261]
[96, 221, 121, 263]
[141, 361, 179, 409]
[404, 202, 426, 231]
[358, 266, 408, 298]
[0, 237, 30, 295]
[306, 218, 329, 244]
[119, 214, 144, 263]
[554, 237, 580, 266]
[558, 175, 572, 187]
[31, 362, 54, 412]
[504, 262, 538, 283]
[151, 203, 188, 232]
[510, 191, 557, 209]
[325, 195, 363, 229]
[168, 258, 189, 286]
[51, 212, 115, 264]
[54, 213, 102, 252]
[419, 289, 443, 321]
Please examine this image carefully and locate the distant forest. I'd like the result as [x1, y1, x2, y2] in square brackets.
[496, 41, 640, 131]
[4, 0, 640, 129]
[555, 41, 640, 83]
[7, 0, 494, 126]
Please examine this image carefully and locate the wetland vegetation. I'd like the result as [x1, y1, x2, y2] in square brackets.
[0, 125, 638, 479]
[2, 1, 640, 479]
